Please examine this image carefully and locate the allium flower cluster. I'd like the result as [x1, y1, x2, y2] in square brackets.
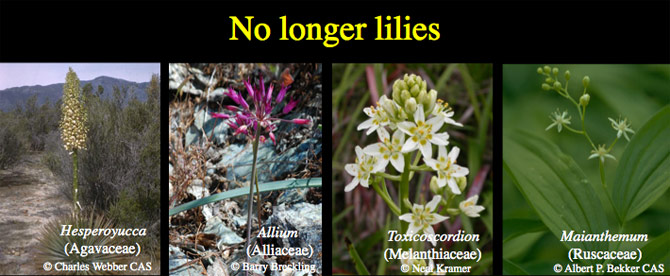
[60, 68, 88, 152]
[211, 74, 310, 144]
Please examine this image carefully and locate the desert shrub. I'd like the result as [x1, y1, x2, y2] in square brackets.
[0, 119, 23, 169]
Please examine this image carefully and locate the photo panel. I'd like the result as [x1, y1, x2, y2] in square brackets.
[0, 63, 161, 275]
[502, 64, 670, 275]
[167, 63, 323, 275]
[332, 63, 493, 275]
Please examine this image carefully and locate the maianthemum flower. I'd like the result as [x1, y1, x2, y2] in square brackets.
[363, 128, 405, 172]
[459, 195, 485, 217]
[344, 146, 382, 192]
[397, 105, 449, 158]
[424, 146, 469, 195]
[399, 195, 449, 246]
[589, 144, 616, 163]
[608, 117, 635, 141]
[210, 74, 310, 145]
[546, 109, 571, 133]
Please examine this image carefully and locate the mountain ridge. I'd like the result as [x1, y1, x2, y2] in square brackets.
[0, 76, 151, 111]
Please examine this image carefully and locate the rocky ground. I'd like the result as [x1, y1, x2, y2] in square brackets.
[169, 63, 323, 276]
[0, 153, 71, 274]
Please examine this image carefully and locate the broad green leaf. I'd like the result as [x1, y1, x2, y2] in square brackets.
[503, 258, 529, 275]
[625, 232, 670, 266]
[503, 131, 608, 254]
[169, 178, 321, 216]
[503, 218, 547, 243]
[612, 106, 670, 222]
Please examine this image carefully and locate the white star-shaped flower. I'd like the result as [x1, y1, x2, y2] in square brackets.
[398, 195, 449, 246]
[432, 99, 463, 127]
[397, 105, 449, 158]
[344, 146, 381, 192]
[424, 146, 469, 195]
[546, 109, 571, 133]
[588, 144, 616, 163]
[363, 128, 405, 172]
[459, 195, 485, 217]
[608, 117, 635, 141]
[357, 105, 390, 135]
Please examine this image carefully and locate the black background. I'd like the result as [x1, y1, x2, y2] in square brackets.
[1, 1, 668, 275]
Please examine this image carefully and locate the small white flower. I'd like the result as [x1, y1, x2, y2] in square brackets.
[459, 195, 485, 217]
[588, 144, 616, 163]
[397, 105, 449, 158]
[344, 146, 381, 192]
[401, 255, 434, 275]
[364, 128, 405, 172]
[432, 99, 463, 127]
[424, 146, 469, 195]
[546, 109, 571, 133]
[357, 105, 390, 135]
[608, 117, 635, 141]
[398, 195, 449, 246]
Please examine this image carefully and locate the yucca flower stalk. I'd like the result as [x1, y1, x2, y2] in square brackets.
[60, 68, 88, 213]
[211, 73, 310, 271]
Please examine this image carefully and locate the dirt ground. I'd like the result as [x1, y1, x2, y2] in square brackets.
[0, 153, 71, 274]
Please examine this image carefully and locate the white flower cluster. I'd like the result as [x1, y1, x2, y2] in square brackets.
[60, 68, 88, 152]
[344, 74, 485, 246]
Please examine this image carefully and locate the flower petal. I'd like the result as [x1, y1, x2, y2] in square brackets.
[438, 145, 448, 160]
[401, 138, 418, 153]
[430, 213, 449, 224]
[355, 146, 364, 159]
[398, 213, 413, 222]
[418, 141, 432, 158]
[447, 178, 461, 194]
[397, 122, 416, 136]
[363, 143, 384, 156]
[414, 105, 425, 123]
[377, 127, 390, 142]
[344, 163, 358, 176]
[451, 165, 469, 177]
[390, 153, 404, 172]
[448, 146, 460, 161]
[430, 132, 449, 146]
[392, 129, 405, 144]
[426, 116, 444, 133]
[426, 195, 442, 212]
[344, 178, 359, 192]
[357, 118, 374, 131]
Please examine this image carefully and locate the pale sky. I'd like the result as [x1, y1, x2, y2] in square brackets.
[0, 63, 160, 90]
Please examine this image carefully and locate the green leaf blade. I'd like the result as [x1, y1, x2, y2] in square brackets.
[503, 131, 609, 253]
[612, 106, 670, 222]
[168, 178, 322, 216]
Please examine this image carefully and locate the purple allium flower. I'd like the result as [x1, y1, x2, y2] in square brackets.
[212, 74, 310, 145]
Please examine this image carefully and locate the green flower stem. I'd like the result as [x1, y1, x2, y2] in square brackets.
[579, 102, 597, 150]
[72, 149, 78, 213]
[562, 124, 585, 135]
[399, 152, 412, 251]
[372, 176, 400, 216]
[599, 159, 607, 189]
[409, 165, 432, 171]
[245, 125, 261, 272]
[374, 172, 401, 181]
[407, 151, 423, 180]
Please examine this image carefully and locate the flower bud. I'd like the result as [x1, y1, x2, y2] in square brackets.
[537, 67, 543, 74]
[582, 76, 590, 87]
[430, 176, 443, 195]
[417, 89, 428, 108]
[564, 70, 571, 80]
[292, 118, 310, 125]
[542, 83, 551, 90]
[457, 176, 467, 192]
[410, 84, 421, 97]
[552, 67, 559, 75]
[426, 89, 438, 112]
[553, 81, 562, 89]
[543, 66, 551, 74]
[545, 77, 554, 83]
[401, 90, 411, 102]
[580, 94, 590, 107]
[404, 97, 417, 115]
